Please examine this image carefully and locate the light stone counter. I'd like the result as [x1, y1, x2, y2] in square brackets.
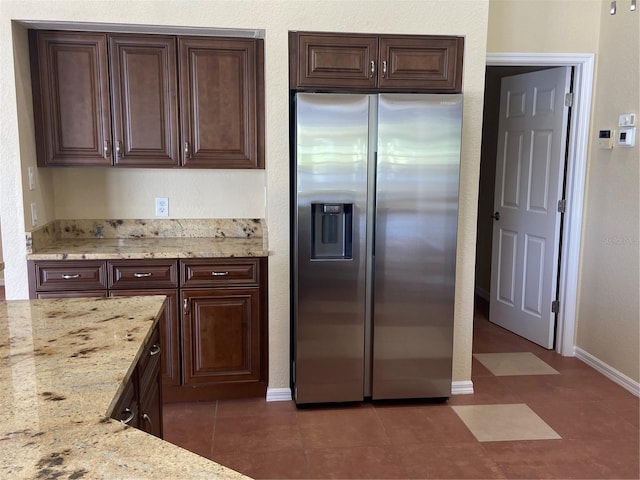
[25, 218, 269, 261]
[26, 236, 268, 260]
[0, 296, 247, 479]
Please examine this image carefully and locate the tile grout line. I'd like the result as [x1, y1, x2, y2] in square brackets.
[209, 400, 218, 460]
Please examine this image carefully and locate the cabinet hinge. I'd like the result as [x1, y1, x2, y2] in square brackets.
[551, 300, 560, 314]
[557, 199, 566, 213]
[565, 92, 573, 107]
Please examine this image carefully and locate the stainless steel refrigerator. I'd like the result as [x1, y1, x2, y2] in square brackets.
[292, 93, 463, 404]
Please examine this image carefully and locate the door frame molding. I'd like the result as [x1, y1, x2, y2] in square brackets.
[486, 53, 595, 357]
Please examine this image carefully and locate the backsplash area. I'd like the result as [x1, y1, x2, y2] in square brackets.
[26, 219, 265, 254]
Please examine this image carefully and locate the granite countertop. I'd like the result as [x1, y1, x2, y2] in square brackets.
[25, 218, 269, 261]
[0, 296, 246, 479]
[26, 236, 268, 260]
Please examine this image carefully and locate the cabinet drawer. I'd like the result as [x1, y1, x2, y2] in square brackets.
[109, 260, 178, 289]
[180, 258, 260, 288]
[33, 260, 107, 291]
[111, 374, 139, 428]
[138, 325, 161, 395]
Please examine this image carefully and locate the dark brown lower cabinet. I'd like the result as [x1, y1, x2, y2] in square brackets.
[178, 288, 264, 399]
[28, 257, 268, 403]
[111, 318, 162, 438]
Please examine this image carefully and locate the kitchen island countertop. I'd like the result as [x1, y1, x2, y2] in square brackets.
[0, 296, 246, 479]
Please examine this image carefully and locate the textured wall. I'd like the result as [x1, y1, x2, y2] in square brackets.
[0, 0, 490, 391]
[576, 2, 639, 382]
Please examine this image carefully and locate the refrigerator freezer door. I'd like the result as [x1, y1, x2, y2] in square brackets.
[372, 94, 462, 399]
[294, 93, 370, 404]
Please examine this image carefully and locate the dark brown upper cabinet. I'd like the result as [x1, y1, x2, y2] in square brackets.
[289, 32, 464, 93]
[30, 31, 113, 167]
[30, 30, 264, 169]
[109, 35, 180, 167]
[179, 37, 264, 169]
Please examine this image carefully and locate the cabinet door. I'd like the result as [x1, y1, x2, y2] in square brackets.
[378, 36, 463, 92]
[138, 322, 163, 438]
[109, 35, 180, 167]
[30, 31, 112, 166]
[110, 289, 180, 387]
[289, 32, 378, 90]
[140, 375, 162, 438]
[178, 37, 264, 168]
[182, 288, 262, 386]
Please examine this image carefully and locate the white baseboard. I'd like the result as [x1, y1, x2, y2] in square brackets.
[451, 380, 474, 395]
[266, 387, 292, 402]
[575, 347, 640, 397]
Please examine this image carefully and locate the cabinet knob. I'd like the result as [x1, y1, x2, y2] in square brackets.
[370, 60, 375, 78]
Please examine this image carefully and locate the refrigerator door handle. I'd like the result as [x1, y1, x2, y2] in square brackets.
[371, 151, 378, 257]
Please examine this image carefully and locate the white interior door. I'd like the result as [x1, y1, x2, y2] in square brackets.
[490, 67, 571, 348]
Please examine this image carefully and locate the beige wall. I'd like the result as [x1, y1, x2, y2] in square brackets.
[576, 2, 639, 382]
[487, 0, 602, 53]
[488, 0, 639, 383]
[0, 0, 490, 392]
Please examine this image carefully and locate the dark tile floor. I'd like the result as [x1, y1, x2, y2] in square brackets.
[163, 301, 639, 479]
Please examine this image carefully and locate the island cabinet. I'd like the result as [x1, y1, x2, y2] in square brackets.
[29, 30, 264, 169]
[289, 31, 464, 93]
[27, 256, 268, 402]
[111, 318, 163, 438]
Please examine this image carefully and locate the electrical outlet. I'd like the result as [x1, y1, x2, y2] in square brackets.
[30, 202, 38, 227]
[155, 197, 169, 217]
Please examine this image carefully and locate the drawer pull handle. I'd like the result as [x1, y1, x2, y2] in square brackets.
[149, 344, 161, 356]
[121, 407, 135, 425]
[142, 413, 153, 430]
[103, 140, 111, 159]
[211, 271, 229, 276]
[382, 60, 388, 78]
[133, 272, 153, 278]
[183, 298, 189, 315]
[62, 274, 81, 279]
[370, 60, 375, 78]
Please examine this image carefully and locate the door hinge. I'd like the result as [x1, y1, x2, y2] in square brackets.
[565, 92, 573, 107]
[557, 199, 566, 213]
[551, 300, 560, 314]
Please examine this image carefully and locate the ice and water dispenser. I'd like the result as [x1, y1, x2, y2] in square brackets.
[311, 203, 353, 259]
